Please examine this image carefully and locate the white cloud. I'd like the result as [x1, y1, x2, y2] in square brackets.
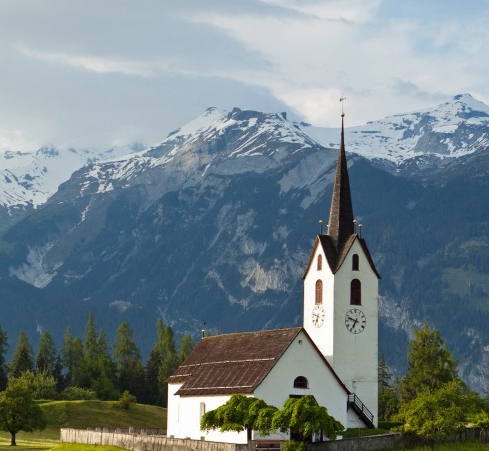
[18, 46, 153, 77]
[0, 0, 489, 150]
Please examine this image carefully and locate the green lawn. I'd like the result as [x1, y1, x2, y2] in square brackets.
[0, 400, 166, 450]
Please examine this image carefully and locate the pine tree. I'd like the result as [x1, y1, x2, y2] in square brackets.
[145, 319, 177, 406]
[177, 333, 194, 365]
[113, 321, 145, 400]
[61, 327, 84, 387]
[36, 331, 57, 376]
[8, 331, 34, 379]
[400, 324, 458, 402]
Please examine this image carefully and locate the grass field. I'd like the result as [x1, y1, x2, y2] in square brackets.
[0, 401, 485, 451]
[0, 400, 166, 450]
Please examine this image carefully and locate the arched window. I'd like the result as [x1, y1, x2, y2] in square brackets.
[315, 280, 323, 304]
[352, 254, 359, 271]
[293, 376, 308, 389]
[317, 254, 322, 271]
[350, 279, 361, 305]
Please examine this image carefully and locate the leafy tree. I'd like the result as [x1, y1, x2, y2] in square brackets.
[201, 394, 272, 440]
[0, 378, 46, 445]
[14, 370, 57, 400]
[8, 331, 34, 379]
[59, 386, 96, 400]
[272, 395, 343, 442]
[469, 410, 489, 443]
[36, 331, 57, 376]
[378, 353, 400, 420]
[0, 325, 8, 391]
[201, 394, 343, 443]
[395, 380, 466, 450]
[400, 324, 458, 402]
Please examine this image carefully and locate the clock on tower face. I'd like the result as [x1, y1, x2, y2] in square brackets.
[311, 304, 325, 328]
[345, 308, 366, 334]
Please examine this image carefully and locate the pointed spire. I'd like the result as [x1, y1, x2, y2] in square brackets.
[327, 111, 354, 250]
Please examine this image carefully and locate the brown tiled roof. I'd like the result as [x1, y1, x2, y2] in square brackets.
[168, 328, 302, 396]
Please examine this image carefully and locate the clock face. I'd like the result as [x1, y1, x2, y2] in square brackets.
[312, 304, 325, 328]
[345, 308, 366, 334]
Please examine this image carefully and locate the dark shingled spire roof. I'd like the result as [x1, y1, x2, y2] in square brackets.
[327, 113, 354, 251]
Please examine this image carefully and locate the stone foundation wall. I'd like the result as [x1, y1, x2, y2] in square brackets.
[310, 434, 404, 451]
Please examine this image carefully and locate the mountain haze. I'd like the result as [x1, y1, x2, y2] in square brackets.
[0, 94, 488, 391]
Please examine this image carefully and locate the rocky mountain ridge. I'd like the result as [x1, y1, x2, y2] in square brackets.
[0, 94, 488, 392]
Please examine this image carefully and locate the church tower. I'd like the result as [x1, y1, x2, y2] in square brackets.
[303, 112, 379, 427]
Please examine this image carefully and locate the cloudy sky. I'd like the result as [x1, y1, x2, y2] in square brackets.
[1, 0, 488, 152]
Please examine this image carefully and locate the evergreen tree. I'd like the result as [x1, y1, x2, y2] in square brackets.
[91, 330, 118, 400]
[61, 327, 83, 386]
[177, 333, 194, 365]
[158, 324, 177, 407]
[52, 354, 66, 392]
[400, 324, 458, 402]
[0, 325, 8, 390]
[8, 331, 34, 379]
[145, 319, 177, 406]
[113, 321, 145, 400]
[36, 331, 57, 376]
[83, 312, 98, 361]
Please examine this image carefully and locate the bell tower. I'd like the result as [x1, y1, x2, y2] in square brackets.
[302, 110, 379, 427]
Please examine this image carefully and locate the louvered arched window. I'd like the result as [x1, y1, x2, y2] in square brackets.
[352, 254, 359, 271]
[317, 254, 322, 271]
[315, 280, 323, 304]
[350, 279, 361, 305]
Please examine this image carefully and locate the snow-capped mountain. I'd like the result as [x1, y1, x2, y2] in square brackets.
[0, 94, 488, 392]
[304, 93, 489, 166]
[0, 143, 143, 227]
[2, 94, 488, 220]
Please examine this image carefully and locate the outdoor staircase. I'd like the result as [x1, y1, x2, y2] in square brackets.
[347, 394, 375, 429]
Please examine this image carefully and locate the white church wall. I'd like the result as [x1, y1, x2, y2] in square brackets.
[333, 239, 379, 426]
[303, 242, 335, 362]
[167, 387, 249, 443]
[255, 330, 349, 431]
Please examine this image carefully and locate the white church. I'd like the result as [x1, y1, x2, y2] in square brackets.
[167, 113, 380, 443]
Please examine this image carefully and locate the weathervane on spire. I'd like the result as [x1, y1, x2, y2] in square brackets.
[340, 94, 346, 117]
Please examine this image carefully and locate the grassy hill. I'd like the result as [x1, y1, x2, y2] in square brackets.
[0, 400, 166, 450]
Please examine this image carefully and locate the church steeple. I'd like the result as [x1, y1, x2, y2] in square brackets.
[327, 112, 354, 250]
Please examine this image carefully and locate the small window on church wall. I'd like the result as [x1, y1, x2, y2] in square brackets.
[200, 402, 206, 419]
[293, 376, 308, 389]
[352, 254, 359, 271]
[350, 279, 361, 305]
[315, 280, 323, 304]
[317, 254, 322, 271]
